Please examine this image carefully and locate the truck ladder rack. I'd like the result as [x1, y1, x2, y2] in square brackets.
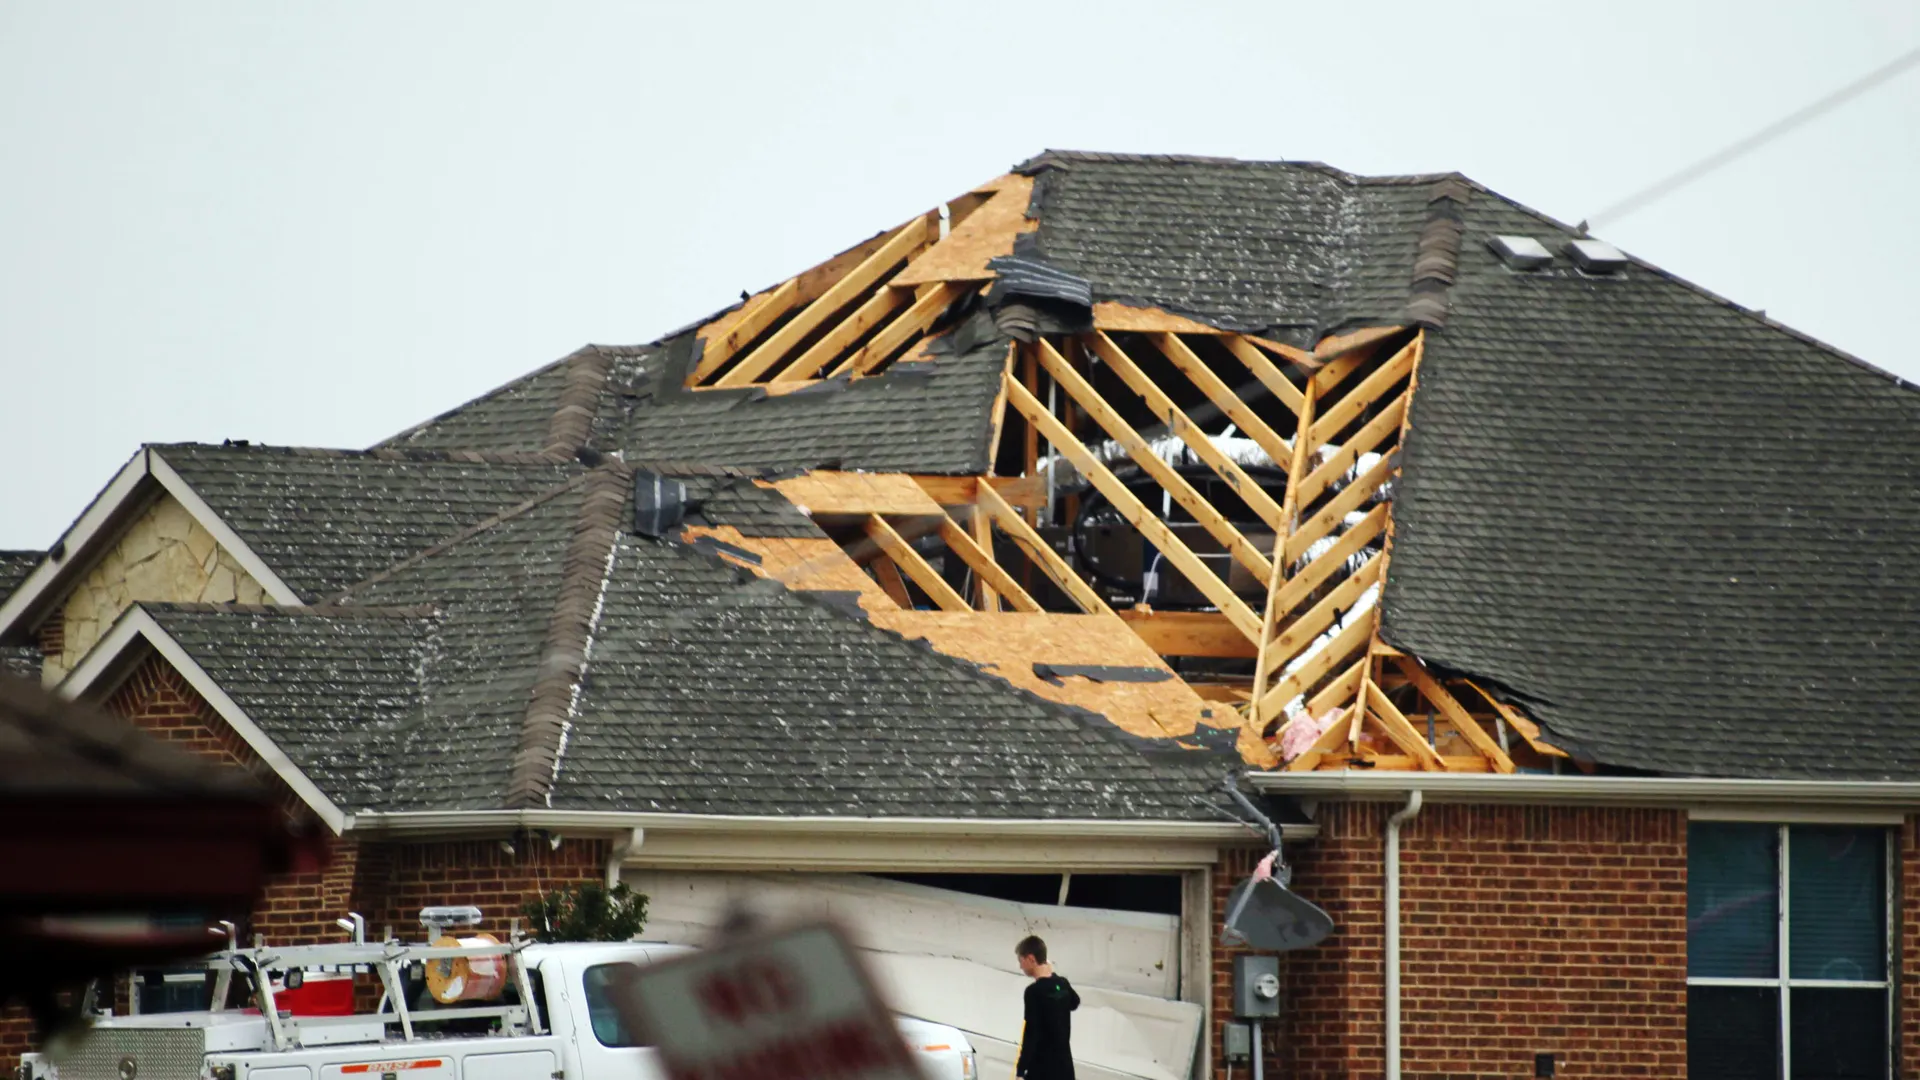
[204, 938, 546, 1051]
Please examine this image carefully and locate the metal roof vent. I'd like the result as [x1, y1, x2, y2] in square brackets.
[633, 469, 689, 538]
[1565, 238, 1629, 274]
[1488, 235, 1553, 271]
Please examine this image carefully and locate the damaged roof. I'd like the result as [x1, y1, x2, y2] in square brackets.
[132, 462, 1220, 819]
[31, 150, 1919, 794]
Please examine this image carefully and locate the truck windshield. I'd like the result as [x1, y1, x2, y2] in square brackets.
[580, 964, 640, 1048]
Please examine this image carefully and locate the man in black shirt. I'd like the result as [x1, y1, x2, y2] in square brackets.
[1014, 935, 1080, 1080]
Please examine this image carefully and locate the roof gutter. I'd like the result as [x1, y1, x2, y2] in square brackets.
[1247, 771, 1920, 809]
[344, 809, 1315, 842]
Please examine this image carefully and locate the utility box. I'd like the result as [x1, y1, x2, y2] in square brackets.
[1231, 955, 1281, 1018]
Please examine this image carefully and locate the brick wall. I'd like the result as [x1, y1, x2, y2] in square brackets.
[1212, 802, 1689, 1080]
[0, 657, 609, 1075]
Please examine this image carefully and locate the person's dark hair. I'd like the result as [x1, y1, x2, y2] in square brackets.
[1015, 935, 1047, 963]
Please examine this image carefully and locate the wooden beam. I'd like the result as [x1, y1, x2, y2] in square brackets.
[1252, 378, 1317, 714]
[1464, 680, 1570, 758]
[770, 472, 945, 517]
[1366, 680, 1447, 770]
[1285, 450, 1397, 564]
[864, 514, 969, 612]
[1085, 332, 1286, 531]
[1117, 609, 1257, 658]
[1005, 376, 1263, 642]
[1310, 333, 1393, 396]
[1149, 333, 1294, 468]
[691, 279, 800, 384]
[772, 286, 912, 383]
[938, 515, 1039, 613]
[719, 218, 931, 386]
[871, 556, 913, 609]
[1260, 550, 1385, 679]
[1222, 336, 1307, 416]
[976, 481, 1114, 617]
[985, 342, 1014, 475]
[908, 475, 1046, 510]
[832, 281, 965, 378]
[1269, 502, 1388, 615]
[1189, 683, 1252, 704]
[1308, 338, 1417, 448]
[1263, 653, 1366, 758]
[1296, 392, 1408, 509]
[1256, 606, 1375, 719]
[1396, 657, 1516, 774]
[1314, 324, 1405, 360]
[966, 504, 1000, 612]
[1033, 338, 1272, 582]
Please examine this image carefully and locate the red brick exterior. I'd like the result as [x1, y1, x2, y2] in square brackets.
[0, 656, 608, 1075]
[1213, 803, 1690, 1079]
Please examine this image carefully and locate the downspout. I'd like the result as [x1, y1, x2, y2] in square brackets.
[1385, 790, 1423, 1080]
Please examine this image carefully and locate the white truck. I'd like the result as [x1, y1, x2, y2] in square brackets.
[21, 912, 977, 1080]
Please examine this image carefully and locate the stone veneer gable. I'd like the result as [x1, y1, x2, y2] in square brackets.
[48, 493, 263, 682]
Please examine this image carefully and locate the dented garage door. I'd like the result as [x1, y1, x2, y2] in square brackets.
[623, 871, 1202, 1080]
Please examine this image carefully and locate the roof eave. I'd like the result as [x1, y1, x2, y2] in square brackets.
[1248, 770, 1920, 810]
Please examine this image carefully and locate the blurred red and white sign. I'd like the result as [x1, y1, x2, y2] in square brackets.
[613, 922, 920, 1080]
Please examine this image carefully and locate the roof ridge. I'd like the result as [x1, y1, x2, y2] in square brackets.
[544, 346, 616, 457]
[152, 441, 577, 467]
[325, 470, 602, 605]
[140, 600, 437, 618]
[506, 463, 630, 809]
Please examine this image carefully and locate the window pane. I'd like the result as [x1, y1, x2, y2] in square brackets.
[1788, 826, 1886, 982]
[581, 964, 641, 1047]
[1790, 987, 1886, 1080]
[1688, 985, 1779, 1080]
[1689, 822, 1778, 977]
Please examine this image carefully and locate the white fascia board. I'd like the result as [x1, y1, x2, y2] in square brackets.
[0, 449, 153, 642]
[61, 605, 348, 835]
[148, 451, 303, 605]
[344, 809, 1310, 843]
[1248, 770, 1920, 810]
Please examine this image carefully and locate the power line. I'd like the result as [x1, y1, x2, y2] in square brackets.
[1588, 45, 1920, 229]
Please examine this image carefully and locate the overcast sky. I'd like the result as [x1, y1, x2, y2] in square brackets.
[2, 2, 1916, 548]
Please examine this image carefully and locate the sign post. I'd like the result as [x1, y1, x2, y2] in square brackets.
[611, 921, 923, 1080]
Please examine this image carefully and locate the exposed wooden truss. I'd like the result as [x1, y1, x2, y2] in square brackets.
[688, 301, 1558, 771]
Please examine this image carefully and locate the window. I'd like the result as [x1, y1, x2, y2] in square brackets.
[580, 964, 641, 1048]
[1687, 822, 1892, 1079]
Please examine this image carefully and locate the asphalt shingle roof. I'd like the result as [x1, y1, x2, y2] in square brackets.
[380, 357, 574, 453]
[553, 529, 1213, 818]
[156, 444, 582, 601]
[0, 550, 41, 603]
[1378, 191, 1920, 780]
[144, 603, 432, 808]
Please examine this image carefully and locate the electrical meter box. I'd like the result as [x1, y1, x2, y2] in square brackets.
[1231, 954, 1281, 1018]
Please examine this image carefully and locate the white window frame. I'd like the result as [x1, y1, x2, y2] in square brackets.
[1685, 822, 1896, 1078]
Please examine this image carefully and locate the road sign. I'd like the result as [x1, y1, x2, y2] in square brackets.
[611, 921, 922, 1080]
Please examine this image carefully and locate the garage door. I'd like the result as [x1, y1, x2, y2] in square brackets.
[624, 870, 1201, 1080]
